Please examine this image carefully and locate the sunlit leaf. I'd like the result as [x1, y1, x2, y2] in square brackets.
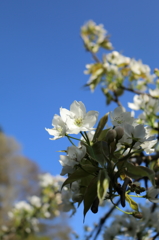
[97, 169, 109, 203]
[93, 113, 109, 142]
[125, 193, 139, 211]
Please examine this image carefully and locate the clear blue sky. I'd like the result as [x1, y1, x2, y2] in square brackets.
[1, 1, 159, 239]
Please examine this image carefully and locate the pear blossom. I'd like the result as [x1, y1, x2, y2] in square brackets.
[60, 101, 99, 134]
[149, 88, 159, 97]
[81, 20, 113, 53]
[59, 145, 86, 175]
[146, 186, 159, 203]
[128, 94, 159, 116]
[128, 94, 149, 110]
[60, 186, 75, 212]
[14, 201, 33, 212]
[28, 196, 42, 208]
[119, 123, 147, 148]
[129, 59, 154, 82]
[45, 114, 67, 140]
[106, 51, 130, 66]
[141, 129, 157, 154]
[39, 173, 55, 187]
[110, 106, 135, 126]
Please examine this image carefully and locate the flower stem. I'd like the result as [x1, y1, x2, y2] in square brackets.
[66, 136, 75, 146]
[65, 134, 86, 144]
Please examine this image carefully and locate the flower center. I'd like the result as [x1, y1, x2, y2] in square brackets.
[74, 118, 83, 127]
[56, 126, 63, 134]
[114, 116, 123, 124]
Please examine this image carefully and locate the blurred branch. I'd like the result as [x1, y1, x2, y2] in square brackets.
[85, 199, 120, 240]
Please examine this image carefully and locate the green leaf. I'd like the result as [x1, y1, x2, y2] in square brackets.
[125, 193, 139, 211]
[62, 164, 98, 189]
[93, 113, 109, 142]
[92, 141, 110, 167]
[98, 129, 110, 141]
[97, 169, 109, 203]
[125, 162, 155, 186]
[83, 177, 98, 221]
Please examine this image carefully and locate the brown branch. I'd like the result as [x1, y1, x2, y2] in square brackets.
[91, 52, 100, 63]
[120, 86, 158, 99]
[150, 232, 159, 240]
[113, 91, 122, 107]
[85, 199, 120, 240]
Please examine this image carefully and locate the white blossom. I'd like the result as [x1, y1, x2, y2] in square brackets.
[149, 88, 159, 97]
[45, 114, 67, 140]
[128, 94, 159, 115]
[129, 59, 154, 82]
[39, 173, 55, 187]
[60, 101, 99, 134]
[128, 94, 149, 110]
[59, 145, 86, 175]
[106, 51, 130, 66]
[141, 139, 157, 154]
[119, 123, 146, 148]
[146, 186, 159, 203]
[28, 196, 42, 208]
[110, 106, 135, 126]
[14, 201, 33, 212]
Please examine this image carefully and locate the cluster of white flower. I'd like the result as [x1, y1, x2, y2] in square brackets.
[129, 59, 154, 83]
[103, 203, 159, 240]
[109, 106, 157, 154]
[45, 100, 99, 139]
[106, 51, 130, 67]
[81, 20, 113, 53]
[45, 99, 159, 223]
[8, 201, 39, 233]
[0, 174, 71, 238]
[85, 50, 155, 93]
[128, 94, 159, 129]
[59, 145, 86, 175]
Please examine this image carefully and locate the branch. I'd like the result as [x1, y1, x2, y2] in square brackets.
[120, 86, 158, 99]
[113, 91, 122, 107]
[85, 199, 120, 240]
[150, 232, 159, 240]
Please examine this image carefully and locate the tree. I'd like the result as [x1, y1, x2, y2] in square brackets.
[0, 131, 71, 240]
[2, 20, 159, 240]
[0, 130, 39, 225]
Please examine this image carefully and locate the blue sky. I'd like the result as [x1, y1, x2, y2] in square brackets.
[1, 1, 159, 239]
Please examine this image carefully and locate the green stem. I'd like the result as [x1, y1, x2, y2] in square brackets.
[80, 131, 87, 141]
[128, 195, 145, 198]
[84, 131, 90, 145]
[115, 205, 133, 215]
[65, 134, 85, 143]
[67, 136, 75, 146]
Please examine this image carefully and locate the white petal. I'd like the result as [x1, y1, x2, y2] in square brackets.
[83, 111, 99, 128]
[70, 101, 86, 118]
[60, 108, 73, 122]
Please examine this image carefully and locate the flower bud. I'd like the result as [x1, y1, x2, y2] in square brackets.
[105, 129, 116, 144]
[114, 126, 124, 140]
[132, 212, 143, 219]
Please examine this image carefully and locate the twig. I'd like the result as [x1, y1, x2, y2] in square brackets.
[85, 199, 120, 240]
[150, 232, 159, 240]
[120, 86, 158, 99]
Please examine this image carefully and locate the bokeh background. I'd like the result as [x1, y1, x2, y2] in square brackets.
[1, 0, 159, 238]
